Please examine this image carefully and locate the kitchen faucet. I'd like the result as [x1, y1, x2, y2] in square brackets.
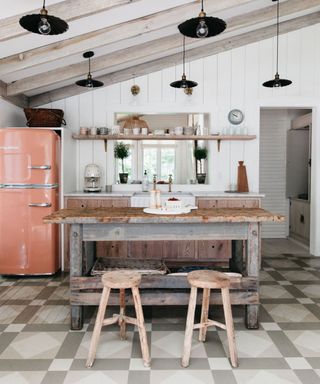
[153, 174, 157, 190]
[168, 174, 173, 192]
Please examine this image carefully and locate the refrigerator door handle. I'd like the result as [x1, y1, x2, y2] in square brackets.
[28, 203, 52, 208]
[28, 165, 51, 170]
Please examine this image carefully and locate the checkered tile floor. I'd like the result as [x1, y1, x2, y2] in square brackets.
[0, 239, 320, 384]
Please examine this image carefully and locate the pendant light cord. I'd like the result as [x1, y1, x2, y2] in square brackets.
[276, 0, 279, 74]
[183, 36, 186, 76]
[201, 0, 204, 11]
[42, 0, 46, 9]
[88, 56, 91, 75]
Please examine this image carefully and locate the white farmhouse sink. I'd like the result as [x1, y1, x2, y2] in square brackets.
[131, 192, 195, 207]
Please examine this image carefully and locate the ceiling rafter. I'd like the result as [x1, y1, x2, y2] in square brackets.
[28, 11, 320, 107]
[6, 0, 320, 96]
[0, 81, 28, 108]
[0, 0, 254, 77]
[0, 0, 141, 42]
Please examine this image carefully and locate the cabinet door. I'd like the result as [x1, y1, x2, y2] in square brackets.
[197, 240, 231, 260]
[290, 200, 310, 242]
[197, 198, 219, 208]
[217, 199, 260, 208]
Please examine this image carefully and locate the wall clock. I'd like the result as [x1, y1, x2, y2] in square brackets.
[228, 109, 244, 125]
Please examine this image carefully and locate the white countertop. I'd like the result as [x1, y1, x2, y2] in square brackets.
[64, 191, 264, 198]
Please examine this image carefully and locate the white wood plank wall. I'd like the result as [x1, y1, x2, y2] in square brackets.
[41, 24, 320, 243]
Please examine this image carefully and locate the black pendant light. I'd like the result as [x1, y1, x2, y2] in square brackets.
[178, 0, 226, 38]
[19, 0, 68, 36]
[263, 0, 292, 88]
[170, 37, 198, 89]
[76, 51, 104, 88]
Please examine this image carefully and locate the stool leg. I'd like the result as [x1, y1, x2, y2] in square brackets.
[131, 287, 151, 367]
[119, 289, 126, 340]
[86, 286, 111, 368]
[182, 286, 197, 368]
[199, 288, 210, 342]
[221, 287, 238, 368]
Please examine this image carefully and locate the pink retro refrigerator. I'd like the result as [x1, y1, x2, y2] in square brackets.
[0, 128, 60, 275]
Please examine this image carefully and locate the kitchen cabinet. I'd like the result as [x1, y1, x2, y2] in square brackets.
[64, 195, 262, 270]
[290, 198, 310, 245]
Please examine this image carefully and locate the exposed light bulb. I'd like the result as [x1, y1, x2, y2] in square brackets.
[196, 19, 208, 38]
[38, 17, 51, 34]
[86, 79, 93, 88]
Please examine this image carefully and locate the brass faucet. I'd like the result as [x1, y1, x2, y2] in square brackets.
[168, 174, 173, 192]
[153, 174, 157, 190]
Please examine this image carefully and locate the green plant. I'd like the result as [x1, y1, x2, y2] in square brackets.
[194, 147, 207, 173]
[114, 142, 130, 173]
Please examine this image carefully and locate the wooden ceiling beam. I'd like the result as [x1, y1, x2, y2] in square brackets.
[0, 0, 254, 76]
[29, 11, 320, 107]
[0, 81, 29, 108]
[7, 0, 320, 96]
[0, 0, 141, 42]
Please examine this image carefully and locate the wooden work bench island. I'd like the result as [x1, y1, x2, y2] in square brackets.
[44, 207, 284, 330]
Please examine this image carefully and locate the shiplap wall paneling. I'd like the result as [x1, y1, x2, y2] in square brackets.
[260, 109, 289, 238]
[148, 70, 162, 104]
[230, 47, 246, 186]
[63, 96, 78, 194]
[215, 51, 232, 190]
[189, 59, 204, 106]
[203, 55, 217, 105]
[78, 92, 94, 191]
[92, 87, 108, 188]
[258, 38, 274, 99]
[0, 99, 25, 127]
[162, 67, 176, 104]
[244, 42, 260, 192]
[286, 29, 300, 97]
[299, 27, 315, 98]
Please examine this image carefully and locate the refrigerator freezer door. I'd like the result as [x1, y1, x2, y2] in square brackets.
[0, 129, 60, 185]
[0, 188, 59, 275]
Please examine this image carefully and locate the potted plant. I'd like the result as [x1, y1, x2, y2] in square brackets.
[114, 142, 130, 183]
[194, 146, 208, 184]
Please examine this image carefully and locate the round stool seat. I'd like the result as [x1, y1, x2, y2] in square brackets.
[102, 271, 141, 289]
[187, 270, 230, 289]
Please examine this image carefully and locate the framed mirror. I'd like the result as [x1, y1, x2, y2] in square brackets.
[113, 113, 210, 184]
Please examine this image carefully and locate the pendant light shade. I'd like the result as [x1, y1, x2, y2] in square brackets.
[178, 0, 226, 38]
[19, 0, 68, 35]
[263, 0, 292, 88]
[76, 51, 104, 88]
[170, 37, 198, 89]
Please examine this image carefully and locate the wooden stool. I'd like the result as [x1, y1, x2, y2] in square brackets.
[182, 270, 238, 368]
[86, 270, 150, 368]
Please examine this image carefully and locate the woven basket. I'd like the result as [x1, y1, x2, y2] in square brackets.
[24, 108, 66, 127]
[91, 258, 169, 276]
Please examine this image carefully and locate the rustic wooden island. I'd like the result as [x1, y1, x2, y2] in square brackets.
[44, 207, 284, 330]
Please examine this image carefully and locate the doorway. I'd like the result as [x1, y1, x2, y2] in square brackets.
[259, 108, 312, 246]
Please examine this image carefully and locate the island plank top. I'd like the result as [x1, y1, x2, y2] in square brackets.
[43, 207, 284, 224]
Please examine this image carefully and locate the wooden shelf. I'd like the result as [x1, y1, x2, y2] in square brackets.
[72, 134, 256, 152]
[72, 134, 256, 141]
